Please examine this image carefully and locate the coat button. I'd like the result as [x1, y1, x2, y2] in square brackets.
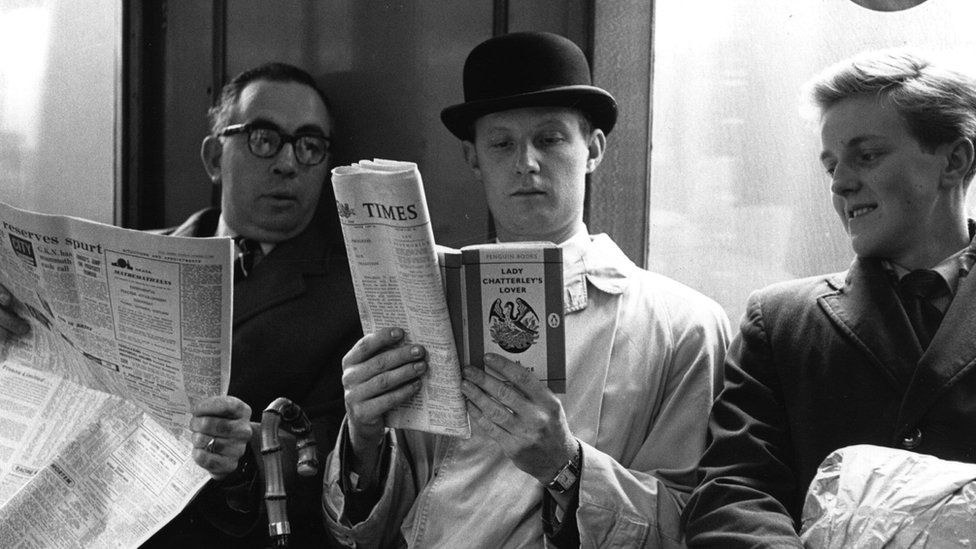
[900, 427, 922, 450]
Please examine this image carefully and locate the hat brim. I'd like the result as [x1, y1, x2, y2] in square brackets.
[440, 85, 618, 141]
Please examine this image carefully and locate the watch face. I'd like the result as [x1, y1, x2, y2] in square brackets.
[550, 463, 579, 493]
[548, 441, 582, 493]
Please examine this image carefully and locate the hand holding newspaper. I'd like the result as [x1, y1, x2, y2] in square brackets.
[0, 201, 233, 547]
[332, 160, 470, 438]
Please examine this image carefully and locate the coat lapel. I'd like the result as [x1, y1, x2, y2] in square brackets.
[818, 258, 921, 391]
[896, 239, 976, 431]
[233, 223, 330, 325]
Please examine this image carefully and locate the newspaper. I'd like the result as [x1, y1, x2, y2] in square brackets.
[332, 159, 470, 438]
[0, 201, 233, 548]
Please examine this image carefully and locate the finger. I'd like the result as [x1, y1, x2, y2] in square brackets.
[461, 375, 518, 435]
[463, 365, 528, 414]
[200, 435, 220, 454]
[348, 377, 424, 424]
[466, 400, 512, 441]
[484, 354, 547, 401]
[190, 416, 254, 441]
[350, 358, 427, 402]
[192, 395, 251, 420]
[191, 433, 246, 460]
[342, 328, 409, 368]
[343, 341, 426, 388]
[192, 432, 213, 450]
[192, 448, 240, 478]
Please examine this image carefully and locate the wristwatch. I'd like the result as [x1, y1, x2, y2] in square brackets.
[546, 441, 582, 494]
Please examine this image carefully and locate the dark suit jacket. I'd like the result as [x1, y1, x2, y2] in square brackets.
[143, 208, 361, 549]
[683, 237, 976, 548]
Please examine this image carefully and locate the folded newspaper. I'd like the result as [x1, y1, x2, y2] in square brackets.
[332, 160, 471, 438]
[332, 159, 566, 438]
[0, 201, 233, 548]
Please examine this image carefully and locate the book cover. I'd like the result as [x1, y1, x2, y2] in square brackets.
[460, 243, 565, 393]
[436, 245, 464, 362]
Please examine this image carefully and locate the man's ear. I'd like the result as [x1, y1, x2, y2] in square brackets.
[941, 137, 975, 188]
[461, 140, 482, 181]
[201, 136, 223, 183]
[585, 129, 607, 174]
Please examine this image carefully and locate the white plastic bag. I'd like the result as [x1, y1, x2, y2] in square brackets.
[800, 445, 976, 548]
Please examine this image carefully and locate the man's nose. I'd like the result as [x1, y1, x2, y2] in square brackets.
[830, 162, 859, 196]
[271, 142, 299, 176]
[514, 142, 540, 174]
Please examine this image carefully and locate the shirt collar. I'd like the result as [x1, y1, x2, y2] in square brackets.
[882, 246, 970, 296]
[560, 226, 636, 313]
[878, 221, 976, 294]
[962, 227, 976, 279]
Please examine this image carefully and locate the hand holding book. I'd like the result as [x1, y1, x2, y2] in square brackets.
[460, 354, 578, 489]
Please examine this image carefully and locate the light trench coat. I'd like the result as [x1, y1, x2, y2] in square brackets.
[325, 230, 731, 548]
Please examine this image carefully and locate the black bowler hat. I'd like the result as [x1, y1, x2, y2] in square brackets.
[441, 32, 618, 140]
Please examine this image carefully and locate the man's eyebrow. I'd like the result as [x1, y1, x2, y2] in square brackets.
[844, 136, 878, 148]
[248, 118, 327, 136]
[535, 118, 574, 129]
[294, 123, 328, 136]
[480, 127, 513, 137]
[819, 135, 881, 162]
[480, 122, 512, 131]
[247, 117, 278, 128]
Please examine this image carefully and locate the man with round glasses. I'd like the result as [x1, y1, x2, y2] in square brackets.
[144, 62, 361, 548]
[200, 65, 334, 245]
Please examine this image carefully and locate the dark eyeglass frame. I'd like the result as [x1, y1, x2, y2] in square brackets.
[218, 122, 331, 166]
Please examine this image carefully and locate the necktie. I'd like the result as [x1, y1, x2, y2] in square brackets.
[234, 237, 263, 282]
[897, 269, 949, 351]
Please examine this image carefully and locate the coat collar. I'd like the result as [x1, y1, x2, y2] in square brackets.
[821, 233, 976, 431]
[167, 208, 220, 238]
[560, 231, 635, 313]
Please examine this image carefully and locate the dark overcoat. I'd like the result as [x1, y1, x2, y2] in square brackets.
[144, 207, 361, 548]
[683, 236, 976, 548]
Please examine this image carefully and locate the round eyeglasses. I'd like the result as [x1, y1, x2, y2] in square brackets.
[218, 123, 331, 166]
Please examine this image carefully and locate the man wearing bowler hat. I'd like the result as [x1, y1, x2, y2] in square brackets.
[323, 32, 730, 548]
